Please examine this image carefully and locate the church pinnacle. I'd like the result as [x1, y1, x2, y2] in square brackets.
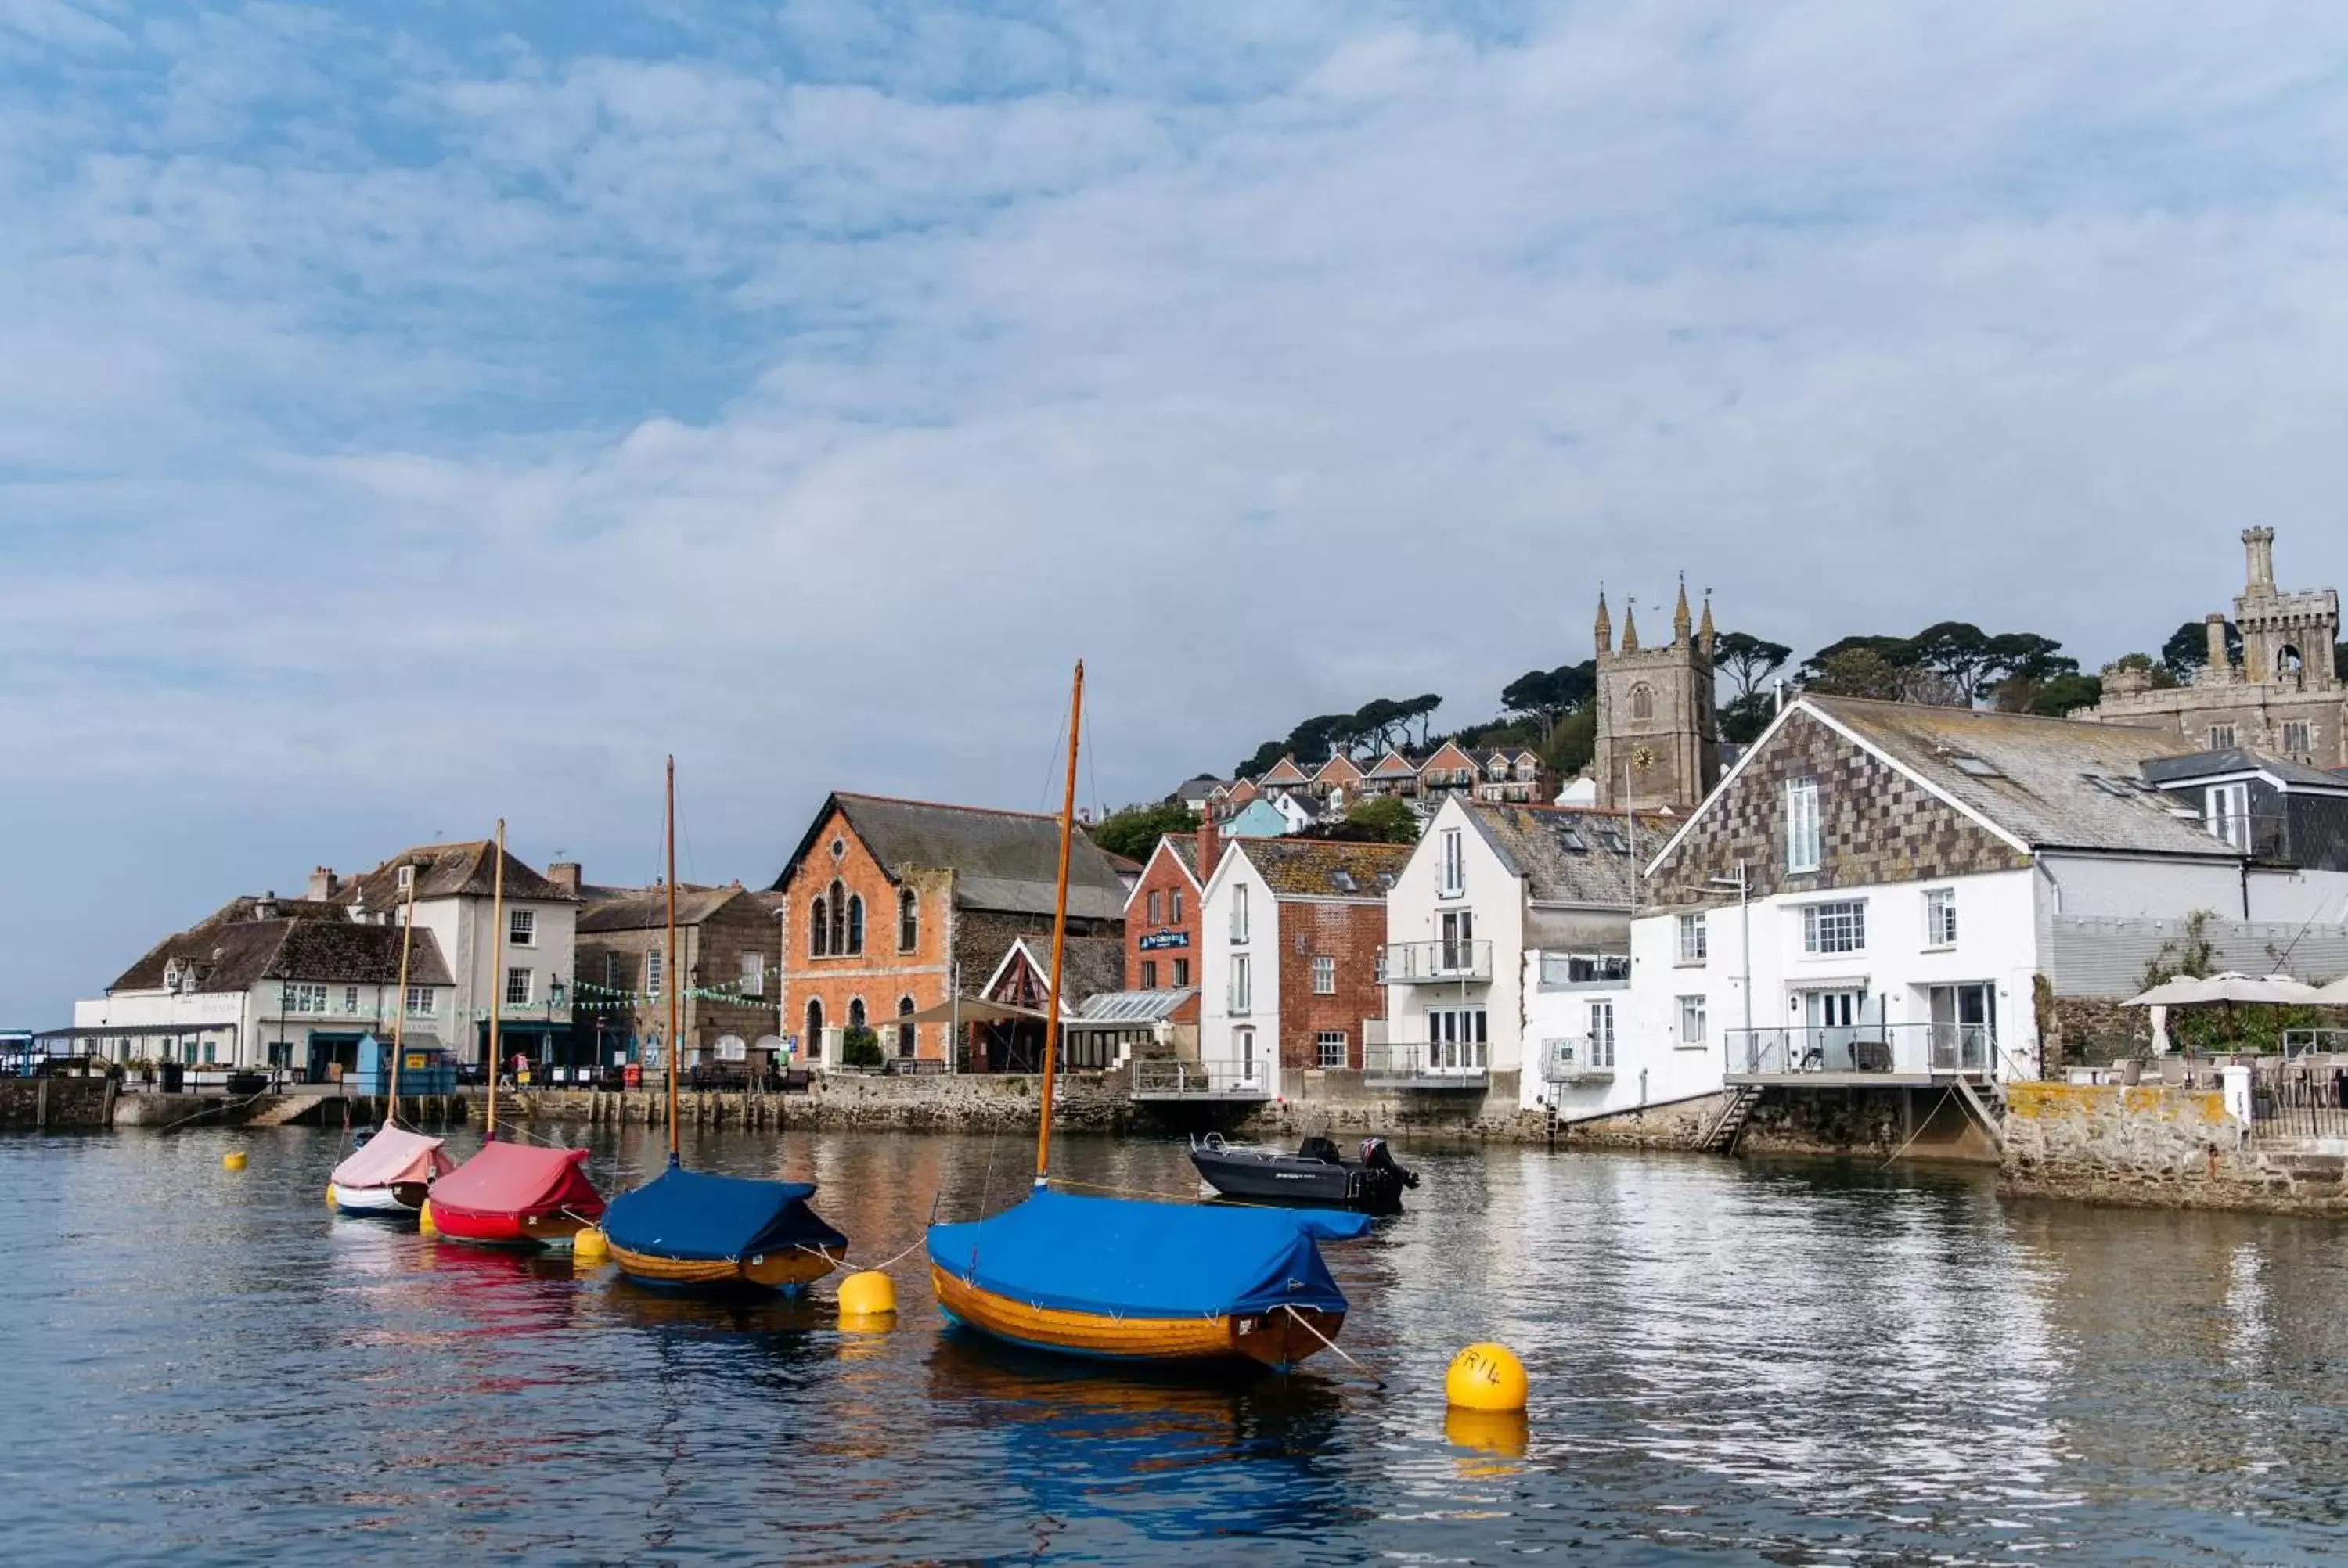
[1621, 599, 1640, 654]
[1672, 575, 1692, 647]
[1698, 589, 1716, 656]
[1594, 589, 1613, 658]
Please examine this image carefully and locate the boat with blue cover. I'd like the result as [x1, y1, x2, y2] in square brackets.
[924, 661, 1372, 1369]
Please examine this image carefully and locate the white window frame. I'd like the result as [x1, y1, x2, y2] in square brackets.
[504, 967, 533, 1007]
[405, 985, 434, 1016]
[1315, 1030, 1347, 1069]
[344, 984, 361, 1014]
[285, 982, 327, 1015]
[1587, 999, 1616, 1067]
[1676, 912, 1708, 966]
[2209, 723, 2238, 750]
[740, 950, 765, 997]
[2281, 720, 2313, 756]
[1312, 955, 1335, 994]
[508, 908, 536, 948]
[1171, 887, 1184, 923]
[396, 865, 414, 892]
[1147, 890, 1162, 925]
[1676, 994, 1708, 1048]
[1229, 952, 1251, 1016]
[1802, 899, 1867, 955]
[1230, 882, 1250, 944]
[645, 950, 664, 999]
[2206, 782, 2250, 851]
[1924, 887, 1958, 949]
[1439, 828, 1466, 897]
[1785, 778, 1821, 874]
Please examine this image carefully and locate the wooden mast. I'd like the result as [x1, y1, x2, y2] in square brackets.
[1033, 660, 1083, 1189]
[486, 819, 506, 1138]
[388, 865, 417, 1124]
[665, 755, 680, 1167]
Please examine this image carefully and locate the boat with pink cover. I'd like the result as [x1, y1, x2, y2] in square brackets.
[327, 1126, 455, 1217]
[426, 1140, 606, 1250]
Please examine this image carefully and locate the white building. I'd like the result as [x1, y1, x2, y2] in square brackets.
[1630, 694, 2323, 1104]
[1374, 795, 1662, 1110]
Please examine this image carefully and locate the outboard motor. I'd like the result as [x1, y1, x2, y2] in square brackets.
[1361, 1137, 1419, 1189]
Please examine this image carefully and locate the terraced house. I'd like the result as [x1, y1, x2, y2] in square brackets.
[572, 880, 787, 1078]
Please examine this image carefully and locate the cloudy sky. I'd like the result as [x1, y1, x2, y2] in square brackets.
[5, 0, 2346, 1024]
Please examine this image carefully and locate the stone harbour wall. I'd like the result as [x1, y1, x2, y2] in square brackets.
[1999, 1082, 2348, 1214]
[1556, 1091, 1733, 1150]
[0, 1075, 115, 1128]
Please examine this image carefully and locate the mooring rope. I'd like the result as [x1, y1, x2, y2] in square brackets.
[1278, 1304, 1385, 1387]
[1877, 1084, 1961, 1171]
[1043, 1175, 1205, 1204]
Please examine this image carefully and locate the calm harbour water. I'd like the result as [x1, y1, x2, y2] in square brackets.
[3, 1124, 2346, 1565]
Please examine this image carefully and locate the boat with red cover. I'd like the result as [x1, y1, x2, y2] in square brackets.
[426, 1140, 606, 1250]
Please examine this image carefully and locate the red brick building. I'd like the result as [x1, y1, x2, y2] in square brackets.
[769, 793, 1126, 1070]
[1123, 818, 1218, 991]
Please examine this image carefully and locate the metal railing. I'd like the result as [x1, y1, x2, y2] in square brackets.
[2283, 1028, 2348, 1059]
[2251, 1064, 2348, 1139]
[1540, 1035, 1615, 1084]
[1363, 1039, 1489, 1087]
[1725, 1023, 1995, 1077]
[1536, 952, 1630, 988]
[1381, 940, 1493, 984]
[1129, 1059, 1269, 1099]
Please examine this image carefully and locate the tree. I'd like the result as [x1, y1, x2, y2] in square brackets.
[2022, 671, 2102, 717]
[1799, 635, 1912, 688]
[1806, 646, 1905, 700]
[1233, 739, 1286, 779]
[1712, 632, 1792, 703]
[2163, 618, 2241, 680]
[1284, 714, 1351, 765]
[1720, 689, 1777, 744]
[1906, 621, 2000, 705]
[1500, 660, 1594, 736]
[1399, 693, 1444, 749]
[1543, 705, 1597, 777]
[1341, 796, 1420, 843]
[1089, 800, 1196, 862]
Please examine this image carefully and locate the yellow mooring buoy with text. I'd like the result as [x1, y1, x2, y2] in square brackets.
[836, 1270, 897, 1319]
[1446, 1342, 1527, 1413]
[222, 1150, 247, 1173]
[418, 1199, 438, 1237]
[572, 1227, 609, 1264]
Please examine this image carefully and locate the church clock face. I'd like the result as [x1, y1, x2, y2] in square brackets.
[1632, 744, 1656, 771]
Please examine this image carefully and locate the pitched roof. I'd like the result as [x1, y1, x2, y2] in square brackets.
[1231, 838, 1413, 900]
[1366, 749, 1421, 779]
[117, 907, 453, 995]
[2141, 747, 2348, 793]
[1420, 741, 1478, 774]
[333, 841, 580, 912]
[577, 884, 750, 933]
[1801, 696, 2234, 858]
[1258, 755, 1312, 786]
[1175, 776, 1228, 804]
[1459, 802, 1675, 908]
[1313, 754, 1365, 782]
[111, 895, 344, 991]
[772, 793, 1127, 922]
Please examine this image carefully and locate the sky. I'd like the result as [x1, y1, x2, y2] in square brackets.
[5, 0, 2348, 1027]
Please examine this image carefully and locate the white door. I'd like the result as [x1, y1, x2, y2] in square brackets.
[1802, 990, 1864, 1070]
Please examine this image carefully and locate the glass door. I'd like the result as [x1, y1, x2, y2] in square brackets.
[1439, 909, 1475, 973]
[1802, 990, 1864, 1070]
[1928, 984, 1994, 1071]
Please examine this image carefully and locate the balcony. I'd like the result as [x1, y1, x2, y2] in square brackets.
[1362, 1038, 1489, 1090]
[1381, 940, 1493, 984]
[1540, 1036, 1615, 1085]
[1724, 1023, 1999, 1084]
[1536, 952, 1630, 990]
[1129, 1059, 1272, 1102]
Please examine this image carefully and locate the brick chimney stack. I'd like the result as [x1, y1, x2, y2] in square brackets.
[547, 861, 582, 895]
[1196, 814, 1222, 879]
[308, 865, 337, 899]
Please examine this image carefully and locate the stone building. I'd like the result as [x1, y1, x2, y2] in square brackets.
[769, 793, 1126, 1071]
[1593, 579, 1721, 812]
[572, 881, 786, 1075]
[2084, 528, 2344, 768]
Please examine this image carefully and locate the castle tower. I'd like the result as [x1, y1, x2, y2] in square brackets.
[1594, 584, 1722, 812]
[2235, 527, 2339, 689]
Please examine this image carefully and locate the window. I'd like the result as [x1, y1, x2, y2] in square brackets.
[1588, 1000, 1616, 1068]
[1235, 1026, 1259, 1083]
[1676, 912, 1708, 966]
[396, 864, 414, 892]
[2206, 783, 2250, 851]
[846, 894, 864, 955]
[809, 897, 829, 957]
[605, 952, 623, 987]
[1316, 1030, 1348, 1069]
[1425, 1007, 1488, 1072]
[826, 880, 848, 955]
[1171, 888, 1184, 923]
[1925, 888, 1957, 948]
[645, 950, 663, 999]
[344, 985, 360, 1013]
[1171, 958, 1190, 987]
[898, 887, 919, 951]
[1630, 683, 1655, 721]
[1142, 960, 1158, 989]
[1677, 994, 1708, 1047]
[740, 951, 765, 997]
[2209, 723, 2238, 750]
[1230, 883, 1250, 944]
[1802, 900, 1867, 955]
[284, 982, 327, 1014]
[505, 968, 533, 1006]
[406, 986, 434, 1016]
[1147, 890, 1163, 924]
[1785, 778, 1821, 873]
[1230, 953, 1252, 1015]
[1439, 829, 1465, 896]
[509, 908, 535, 948]
[1439, 908, 1476, 971]
[1374, 948, 1388, 984]
[1313, 956, 1336, 994]
[2282, 720, 2313, 757]
[848, 998, 866, 1031]
[896, 996, 917, 1059]
[805, 999, 823, 1044]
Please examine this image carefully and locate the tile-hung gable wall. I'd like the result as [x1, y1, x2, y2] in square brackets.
[1645, 709, 2032, 908]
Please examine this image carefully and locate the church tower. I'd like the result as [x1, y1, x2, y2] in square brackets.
[1594, 577, 1721, 812]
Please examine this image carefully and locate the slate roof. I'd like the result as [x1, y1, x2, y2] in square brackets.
[1175, 775, 1228, 804]
[577, 884, 748, 933]
[111, 895, 344, 991]
[2141, 747, 2348, 792]
[1365, 750, 1421, 779]
[333, 841, 580, 912]
[773, 793, 1128, 922]
[1804, 695, 2233, 858]
[113, 903, 453, 995]
[1460, 803, 1675, 908]
[1231, 839, 1413, 900]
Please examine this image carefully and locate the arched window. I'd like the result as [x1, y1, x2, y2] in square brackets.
[848, 997, 867, 1032]
[1630, 683, 1655, 721]
[805, 998, 823, 1042]
[898, 887, 919, 952]
[847, 894, 865, 955]
[896, 994, 917, 1059]
[826, 880, 847, 954]
[808, 897, 829, 957]
[2278, 644, 2303, 677]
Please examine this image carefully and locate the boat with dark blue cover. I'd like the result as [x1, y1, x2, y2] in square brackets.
[604, 1164, 848, 1292]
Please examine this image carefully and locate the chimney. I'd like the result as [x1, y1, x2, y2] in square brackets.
[255, 890, 279, 921]
[547, 861, 582, 895]
[2203, 613, 2231, 675]
[2243, 526, 2277, 592]
[308, 865, 337, 900]
[1196, 815, 1222, 879]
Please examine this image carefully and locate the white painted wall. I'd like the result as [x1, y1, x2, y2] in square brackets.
[403, 892, 576, 1063]
[1197, 847, 1281, 1096]
[1381, 795, 1525, 1078]
[2245, 868, 2348, 926]
[2035, 854, 2245, 920]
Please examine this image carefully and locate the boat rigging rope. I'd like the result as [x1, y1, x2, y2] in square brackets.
[1277, 1304, 1385, 1388]
[1043, 1175, 1208, 1204]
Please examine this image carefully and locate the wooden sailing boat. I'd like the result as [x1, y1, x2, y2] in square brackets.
[327, 865, 453, 1217]
[424, 822, 607, 1250]
[924, 663, 1371, 1368]
[602, 757, 848, 1293]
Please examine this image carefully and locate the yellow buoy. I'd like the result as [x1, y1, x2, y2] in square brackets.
[573, 1227, 610, 1264]
[417, 1199, 438, 1237]
[1445, 1342, 1528, 1413]
[325, 1184, 337, 1208]
[1445, 1405, 1529, 1460]
[836, 1270, 897, 1318]
[222, 1150, 247, 1172]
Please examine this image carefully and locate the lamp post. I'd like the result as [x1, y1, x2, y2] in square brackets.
[1708, 861, 1752, 1067]
[548, 976, 567, 1077]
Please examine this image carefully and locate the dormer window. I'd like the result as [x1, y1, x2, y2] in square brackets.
[396, 865, 415, 893]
